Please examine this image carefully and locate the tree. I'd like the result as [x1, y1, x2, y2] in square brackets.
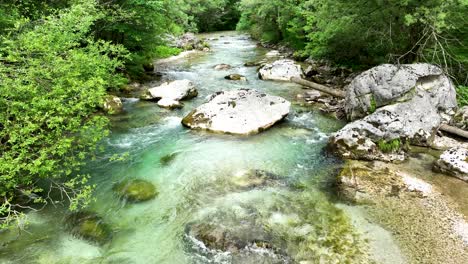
[238, 0, 467, 84]
[0, 0, 127, 228]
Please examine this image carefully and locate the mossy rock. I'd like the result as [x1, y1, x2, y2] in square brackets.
[244, 61, 262, 67]
[143, 63, 154, 72]
[160, 152, 178, 166]
[224, 74, 247, 81]
[65, 211, 112, 244]
[103, 95, 123, 114]
[113, 179, 158, 202]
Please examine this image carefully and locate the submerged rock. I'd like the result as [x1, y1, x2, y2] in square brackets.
[214, 64, 232, 70]
[113, 179, 158, 202]
[185, 219, 291, 263]
[224, 74, 247, 81]
[186, 222, 272, 252]
[434, 147, 468, 182]
[258, 59, 303, 81]
[160, 152, 178, 166]
[103, 95, 123, 114]
[65, 211, 112, 244]
[182, 89, 290, 135]
[244, 60, 265, 67]
[230, 169, 283, 190]
[330, 63, 457, 161]
[145, 80, 198, 109]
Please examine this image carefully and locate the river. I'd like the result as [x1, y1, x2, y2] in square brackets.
[0, 32, 407, 264]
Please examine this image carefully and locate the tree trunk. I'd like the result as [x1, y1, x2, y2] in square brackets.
[290, 77, 346, 98]
[439, 124, 468, 140]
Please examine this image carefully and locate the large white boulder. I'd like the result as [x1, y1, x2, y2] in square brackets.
[345, 63, 456, 120]
[146, 80, 198, 109]
[330, 63, 457, 161]
[434, 147, 468, 182]
[182, 89, 290, 135]
[259, 59, 303, 81]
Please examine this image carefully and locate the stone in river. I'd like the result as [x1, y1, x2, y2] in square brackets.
[144, 80, 198, 109]
[224, 74, 247, 81]
[65, 211, 112, 245]
[113, 179, 158, 202]
[258, 59, 304, 81]
[434, 147, 468, 182]
[182, 89, 290, 135]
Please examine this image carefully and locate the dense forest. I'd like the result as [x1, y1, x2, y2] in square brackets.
[0, 0, 467, 229]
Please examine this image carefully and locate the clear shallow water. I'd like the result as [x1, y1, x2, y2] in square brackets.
[0, 32, 381, 264]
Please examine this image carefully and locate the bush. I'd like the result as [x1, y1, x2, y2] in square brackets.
[457, 86, 468, 107]
[155, 45, 182, 59]
[377, 139, 402, 153]
[0, 0, 127, 228]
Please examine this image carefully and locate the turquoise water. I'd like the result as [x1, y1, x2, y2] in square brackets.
[0, 32, 379, 264]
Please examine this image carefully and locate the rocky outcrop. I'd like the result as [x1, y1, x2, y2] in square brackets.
[174, 33, 209, 51]
[451, 106, 468, 130]
[434, 148, 468, 182]
[345, 64, 456, 121]
[103, 95, 123, 114]
[258, 59, 303, 81]
[330, 63, 457, 161]
[145, 80, 198, 109]
[182, 89, 290, 135]
[304, 58, 355, 87]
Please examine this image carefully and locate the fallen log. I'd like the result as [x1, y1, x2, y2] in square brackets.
[440, 124, 468, 140]
[290, 77, 346, 98]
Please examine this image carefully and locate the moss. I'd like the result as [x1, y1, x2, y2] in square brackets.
[369, 95, 377, 113]
[228, 101, 237, 108]
[113, 179, 158, 202]
[65, 211, 112, 244]
[377, 138, 401, 153]
[182, 111, 211, 127]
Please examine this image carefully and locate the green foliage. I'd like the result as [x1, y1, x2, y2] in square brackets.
[457, 86, 468, 107]
[154, 45, 182, 59]
[0, 0, 127, 227]
[180, 0, 241, 32]
[93, 0, 185, 78]
[377, 139, 402, 153]
[237, 0, 307, 47]
[238, 0, 467, 85]
[369, 96, 377, 113]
